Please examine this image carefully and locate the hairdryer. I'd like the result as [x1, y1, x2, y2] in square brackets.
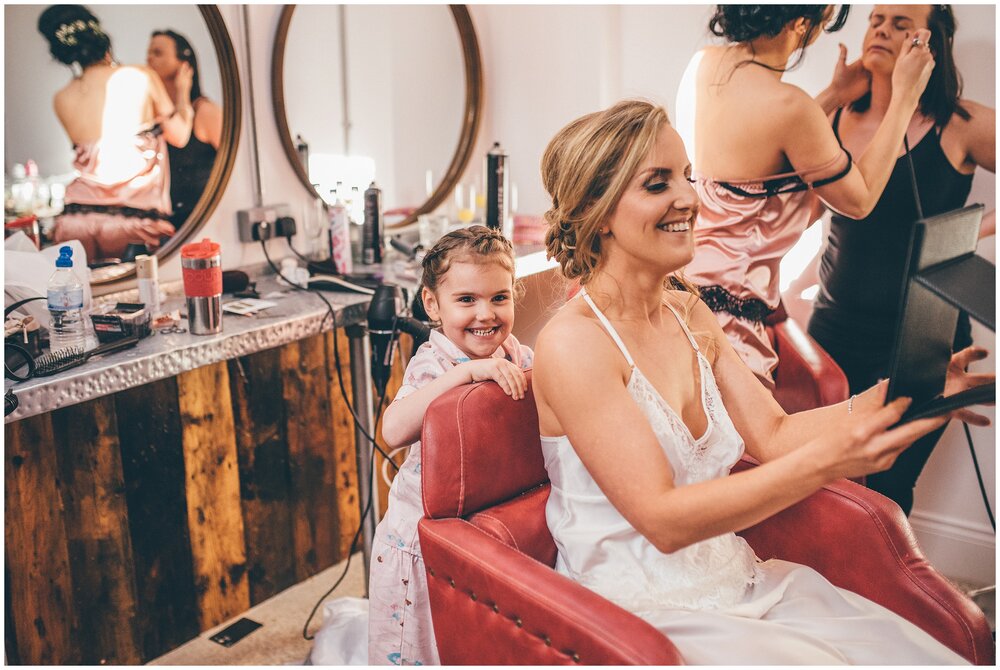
[367, 283, 432, 396]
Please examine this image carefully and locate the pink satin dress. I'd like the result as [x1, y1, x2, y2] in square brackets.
[685, 172, 821, 388]
[54, 127, 172, 260]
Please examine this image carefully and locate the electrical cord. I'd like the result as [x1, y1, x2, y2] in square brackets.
[301, 382, 392, 641]
[963, 422, 995, 530]
[260, 237, 399, 469]
[257, 236, 411, 642]
[284, 233, 313, 265]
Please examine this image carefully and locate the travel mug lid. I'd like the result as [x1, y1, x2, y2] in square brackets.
[182, 238, 220, 259]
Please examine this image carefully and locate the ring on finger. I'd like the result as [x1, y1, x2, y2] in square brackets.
[911, 37, 924, 47]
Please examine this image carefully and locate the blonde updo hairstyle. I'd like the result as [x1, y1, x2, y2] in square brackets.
[542, 99, 711, 354]
[421, 224, 523, 300]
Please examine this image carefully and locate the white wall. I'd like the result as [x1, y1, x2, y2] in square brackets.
[6, 3, 993, 584]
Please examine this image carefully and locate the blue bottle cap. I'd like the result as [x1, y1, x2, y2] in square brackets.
[55, 246, 73, 268]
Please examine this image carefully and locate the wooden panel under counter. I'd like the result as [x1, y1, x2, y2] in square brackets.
[4, 327, 405, 665]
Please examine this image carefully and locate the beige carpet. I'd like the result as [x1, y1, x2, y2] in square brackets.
[150, 554, 366, 666]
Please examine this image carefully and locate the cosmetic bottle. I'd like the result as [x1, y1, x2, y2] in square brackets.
[135, 254, 161, 317]
[362, 182, 383, 265]
[485, 142, 510, 236]
[296, 134, 310, 174]
[329, 190, 353, 274]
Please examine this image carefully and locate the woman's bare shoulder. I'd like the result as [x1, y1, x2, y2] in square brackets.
[535, 301, 619, 369]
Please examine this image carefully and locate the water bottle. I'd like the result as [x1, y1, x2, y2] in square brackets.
[47, 246, 86, 352]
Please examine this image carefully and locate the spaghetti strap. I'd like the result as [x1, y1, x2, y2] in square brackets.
[580, 289, 635, 368]
[663, 301, 701, 353]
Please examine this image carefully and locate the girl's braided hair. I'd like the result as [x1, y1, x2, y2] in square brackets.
[421, 225, 522, 299]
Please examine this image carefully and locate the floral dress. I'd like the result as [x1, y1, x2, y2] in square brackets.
[368, 329, 533, 665]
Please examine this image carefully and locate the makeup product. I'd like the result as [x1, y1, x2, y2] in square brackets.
[485, 142, 510, 235]
[329, 191, 353, 274]
[181, 238, 223, 335]
[135, 254, 161, 317]
[90, 303, 151, 343]
[362, 181, 383, 265]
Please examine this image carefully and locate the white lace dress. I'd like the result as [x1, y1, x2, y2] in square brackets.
[539, 291, 966, 665]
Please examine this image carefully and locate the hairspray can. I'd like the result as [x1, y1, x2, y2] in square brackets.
[362, 181, 383, 265]
[485, 142, 509, 235]
[135, 254, 161, 317]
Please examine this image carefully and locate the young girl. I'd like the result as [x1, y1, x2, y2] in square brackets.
[368, 225, 533, 666]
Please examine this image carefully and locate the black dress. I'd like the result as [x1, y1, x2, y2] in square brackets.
[808, 108, 974, 515]
[167, 98, 217, 229]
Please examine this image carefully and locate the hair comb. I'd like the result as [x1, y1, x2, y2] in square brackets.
[33, 335, 139, 378]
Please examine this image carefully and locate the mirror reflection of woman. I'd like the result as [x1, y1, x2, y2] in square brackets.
[147, 30, 222, 230]
[807, 4, 996, 515]
[38, 4, 193, 262]
[676, 5, 934, 389]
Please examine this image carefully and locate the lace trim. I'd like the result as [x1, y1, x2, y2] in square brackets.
[697, 284, 775, 324]
[576, 534, 761, 612]
[63, 202, 171, 222]
[628, 364, 741, 485]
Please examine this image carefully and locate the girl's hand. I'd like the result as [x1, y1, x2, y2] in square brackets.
[829, 43, 871, 106]
[461, 358, 527, 400]
[891, 29, 935, 107]
[942, 346, 995, 427]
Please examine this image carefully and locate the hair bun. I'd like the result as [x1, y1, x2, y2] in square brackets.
[38, 5, 111, 68]
[709, 5, 818, 42]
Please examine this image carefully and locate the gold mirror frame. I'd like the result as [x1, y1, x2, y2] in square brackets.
[93, 5, 242, 285]
[271, 5, 483, 230]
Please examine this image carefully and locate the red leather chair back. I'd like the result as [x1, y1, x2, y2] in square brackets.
[422, 371, 558, 565]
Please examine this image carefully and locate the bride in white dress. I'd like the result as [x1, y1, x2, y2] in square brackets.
[532, 99, 992, 665]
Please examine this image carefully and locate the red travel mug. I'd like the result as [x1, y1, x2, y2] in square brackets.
[181, 238, 222, 335]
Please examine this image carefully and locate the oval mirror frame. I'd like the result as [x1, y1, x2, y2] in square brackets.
[92, 5, 242, 286]
[271, 5, 483, 230]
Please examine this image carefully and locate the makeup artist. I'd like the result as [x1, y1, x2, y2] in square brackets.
[807, 4, 996, 514]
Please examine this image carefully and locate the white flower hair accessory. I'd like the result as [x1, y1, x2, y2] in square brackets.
[54, 19, 103, 46]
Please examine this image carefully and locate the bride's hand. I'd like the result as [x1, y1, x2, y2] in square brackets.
[942, 346, 994, 426]
[815, 391, 959, 482]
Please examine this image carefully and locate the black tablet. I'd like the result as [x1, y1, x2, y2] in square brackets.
[884, 204, 995, 422]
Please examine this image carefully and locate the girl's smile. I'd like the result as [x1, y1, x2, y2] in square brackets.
[422, 260, 516, 360]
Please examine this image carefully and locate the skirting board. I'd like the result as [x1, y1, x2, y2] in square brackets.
[910, 510, 995, 586]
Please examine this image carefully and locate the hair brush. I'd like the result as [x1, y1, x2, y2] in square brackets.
[33, 335, 140, 377]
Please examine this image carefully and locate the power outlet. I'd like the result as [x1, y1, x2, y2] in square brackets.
[237, 204, 289, 243]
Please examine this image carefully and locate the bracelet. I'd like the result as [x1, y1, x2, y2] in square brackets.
[848, 394, 857, 414]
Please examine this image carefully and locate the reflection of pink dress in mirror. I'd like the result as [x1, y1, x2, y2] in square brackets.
[54, 127, 172, 261]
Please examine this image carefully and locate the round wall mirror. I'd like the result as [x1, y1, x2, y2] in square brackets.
[3, 5, 241, 285]
[272, 5, 482, 229]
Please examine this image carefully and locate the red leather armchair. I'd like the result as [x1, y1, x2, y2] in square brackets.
[417, 372, 993, 665]
[766, 303, 850, 414]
